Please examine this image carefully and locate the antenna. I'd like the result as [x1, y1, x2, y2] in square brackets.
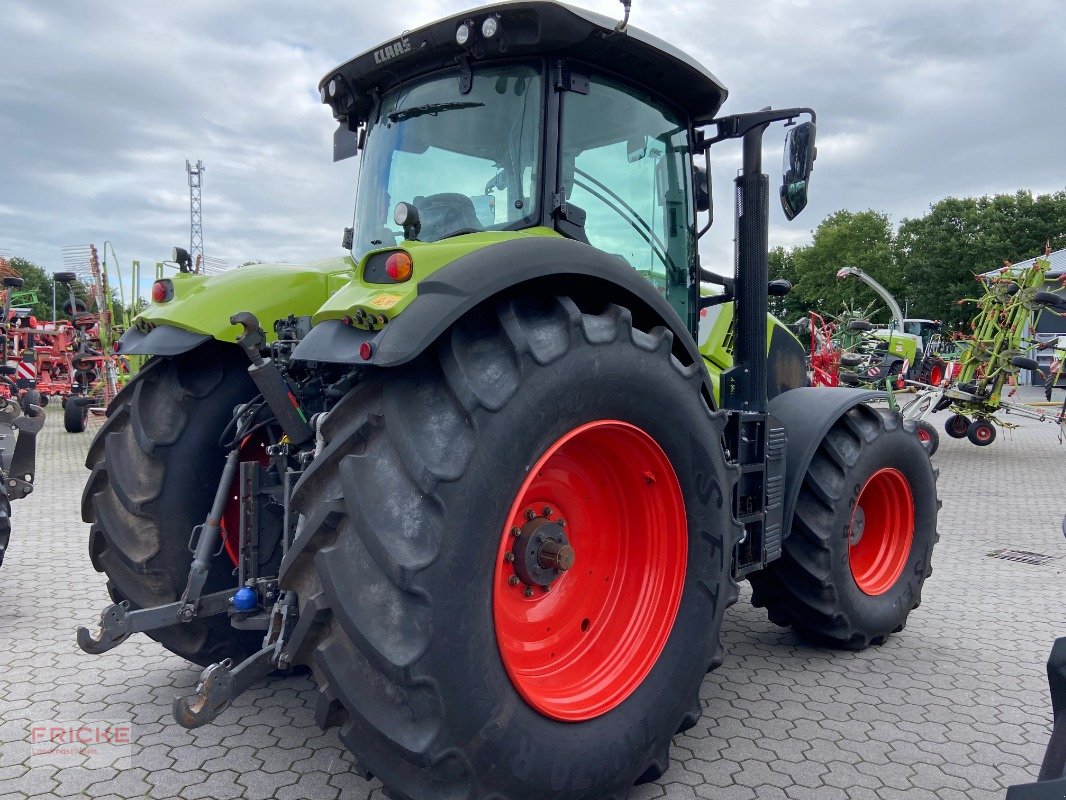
[615, 0, 632, 32]
[186, 159, 205, 274]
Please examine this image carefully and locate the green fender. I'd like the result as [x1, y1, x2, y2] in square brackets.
[132, 259, 354, 344]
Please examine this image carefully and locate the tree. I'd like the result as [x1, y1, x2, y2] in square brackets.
[896, 190, 1066, 329]
[776, 210, 898, 324]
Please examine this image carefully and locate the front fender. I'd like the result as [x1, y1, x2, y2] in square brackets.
[292, 236, 704, 377]
[767, 387, 885, 535]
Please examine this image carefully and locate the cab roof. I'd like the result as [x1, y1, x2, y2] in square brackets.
[321, 1, 728, 125]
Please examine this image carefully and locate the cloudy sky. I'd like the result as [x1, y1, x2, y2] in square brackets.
[1, 0, 1063, 297]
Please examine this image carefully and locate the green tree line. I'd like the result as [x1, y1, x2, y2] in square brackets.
[769, 190, 1066, 329]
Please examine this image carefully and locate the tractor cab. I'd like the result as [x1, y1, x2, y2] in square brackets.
[320, 0, 809, 352]
[902, 318, 942, 352]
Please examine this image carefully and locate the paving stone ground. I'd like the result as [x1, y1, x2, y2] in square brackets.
[1, 398, 1063, 799]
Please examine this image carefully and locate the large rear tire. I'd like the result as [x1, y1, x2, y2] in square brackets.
[81, 343, 264, 665]
[749, 405, 939, 649]
[282, 297, 738, 799]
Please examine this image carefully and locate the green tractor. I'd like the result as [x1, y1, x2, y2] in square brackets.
[835, 265, 951, 388]
[79, 3, 939, 797]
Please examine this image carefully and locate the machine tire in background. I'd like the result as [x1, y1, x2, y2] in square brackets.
[967, 418, 997, 446]
[0, 491, 10, 568]
[750, 404, 939, 649]
[915, 419, 940, 456]
[282, 296, 738, 800]
[64, 398, 88, 433]
[944, 413, 971, 439]
[81, 343, 264, 665]
[20, 390, 41, 416]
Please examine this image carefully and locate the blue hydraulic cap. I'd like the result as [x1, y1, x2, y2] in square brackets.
[232, 587, 258, 612]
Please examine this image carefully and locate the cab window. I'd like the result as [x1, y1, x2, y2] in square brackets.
[561, 74, 694, 322]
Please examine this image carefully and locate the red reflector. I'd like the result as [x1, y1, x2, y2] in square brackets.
[152, 280, 171, 303]
[359, 342, 373, 361]
[385, 252, 413, 282]
[112, 341, 121, 353]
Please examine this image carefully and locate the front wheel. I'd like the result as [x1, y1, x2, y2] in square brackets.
[282, 297, 738, 799]
[750, 405, 939, 649]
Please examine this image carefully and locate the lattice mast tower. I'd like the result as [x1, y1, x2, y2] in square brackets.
[186, 159, 205, 273]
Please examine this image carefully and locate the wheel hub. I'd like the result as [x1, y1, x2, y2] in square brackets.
[510, 515, 575, 588]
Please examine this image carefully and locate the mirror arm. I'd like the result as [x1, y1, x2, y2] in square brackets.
[699, 107, 817, 149]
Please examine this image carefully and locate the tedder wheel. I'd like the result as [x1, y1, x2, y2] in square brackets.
[282, 296, 737, 799]
[81, 343, 267, 665]
[915, 419, 940, 456]
[966, 418, 997, 446]
[944, 413, 971, 439]
[750, 405, 939, 649]
[20, 390, 41, 415]
[64, 397, 89, 433]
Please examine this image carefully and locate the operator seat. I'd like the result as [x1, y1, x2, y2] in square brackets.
[414, 193, 481, 241]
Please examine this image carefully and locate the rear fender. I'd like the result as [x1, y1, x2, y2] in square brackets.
[291, 237, 707, 392]
[122, 260, 351, 355]
[767, 387, 884, 536]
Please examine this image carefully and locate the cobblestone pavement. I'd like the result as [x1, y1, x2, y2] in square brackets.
[1, 402, 1063, 799]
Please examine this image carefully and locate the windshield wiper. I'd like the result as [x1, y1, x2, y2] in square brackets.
[387, 101, 484, 123]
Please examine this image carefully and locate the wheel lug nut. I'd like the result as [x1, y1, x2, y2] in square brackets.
[543, 506, 553, 517]
[543, 584, 551, 593]
[525, 509, 536, 520]
[558, 519, 566, 528]
[523, 587, 534, 598]
[508, 576, 520, 586]
[504, 552, 515, 563]
[511, 527, 521, 537]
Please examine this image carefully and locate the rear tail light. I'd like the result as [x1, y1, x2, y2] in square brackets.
[152, 280, 173, 303]
[385, 252, 413, 282]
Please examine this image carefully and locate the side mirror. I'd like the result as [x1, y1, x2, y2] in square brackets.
[627, 134, 649, 163]
[780, 121, 816, 220]
[694, 165, 711, 214]
[768, 279, 792, 297]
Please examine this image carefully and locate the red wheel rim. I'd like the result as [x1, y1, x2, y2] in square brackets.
[493, 420, 686, 722]
[848, 468, 914, 596]
[219, 430, 271, 566]
[916, 427, 930, 443]
[975, 424, 992, 442]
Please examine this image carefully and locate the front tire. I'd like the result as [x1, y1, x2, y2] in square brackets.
[81, 343, 264, 665]
[282, 297, 738, 799]
[750, 405, 939, 649]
